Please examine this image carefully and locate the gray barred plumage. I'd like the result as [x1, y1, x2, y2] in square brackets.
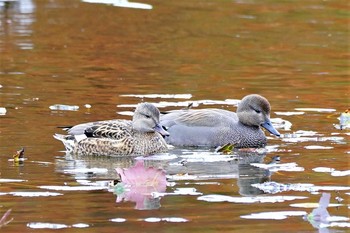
[160, 94, 280, 148]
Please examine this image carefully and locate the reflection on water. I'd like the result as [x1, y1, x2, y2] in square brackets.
[114, 160, 166, 210]
[0, 0, 349, 232]
[54, 148, 275, 205]
[0, 0, 35, 51]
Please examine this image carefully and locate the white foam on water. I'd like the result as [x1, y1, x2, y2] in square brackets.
[0, 178, 27, 183]
[161, 217, 188, 223]
[117, 111, 134, 116]
[166, 174, 198, 181]
[251, 162, 304, 172]
[320, 222, 350, 228]
[166, 173, 237, 181]
[144, 217, 161, 222]
[153, 188, 202, 197]
[275, 111, 305, 116]
[49, 104, 79, 111]
[143, 217, 188, 223]
[39, 185, 106, 191]
[180, 153, 235, 163]
[27, 222, 69, 229]
[197, 194, 307, 203]
[312, 167, 350, 177]
[82, 0, 152, 9]
[8, 191, 62, 197]
[72, 223, 89, 228]
[290, 203, 343, 208]
[331, 170, 350, 177]
[326, 216, 350, 222]
[0, 107, 6, 115]
[240, 211, 307, 220]
[294, 108, 336, 112]
[271, 118, 292, 130]
[304, 145, 333, 149]
[110, 218, 127, 223]
[252, 182, 350, 194]
[121, 94, 192, 99]
[313, 167, 336, 173]
[63, 168, 108, 174]
[283, 135, 343, 143]
[138, 154, 177, 161]
[118, 99, 240, 109]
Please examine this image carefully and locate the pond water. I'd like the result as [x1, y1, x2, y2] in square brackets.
[0, 0, 349, 232]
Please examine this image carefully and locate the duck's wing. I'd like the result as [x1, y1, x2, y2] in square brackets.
[161, 109, 237, 128]
[67, 120, 133, 139]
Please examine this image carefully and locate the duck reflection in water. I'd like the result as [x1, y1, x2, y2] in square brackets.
[236, 152, 279, 196]
[113, 160, 166, 210]
[214, 145, 280, 196]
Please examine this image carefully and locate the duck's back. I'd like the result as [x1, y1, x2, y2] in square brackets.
[67, 119, 132, 139]
[161, 108, 267, 148]
[161, 109, 237, 147]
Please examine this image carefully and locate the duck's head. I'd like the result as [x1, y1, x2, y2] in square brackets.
[237, 94, 280, 137]
[133, 103, 169, 136]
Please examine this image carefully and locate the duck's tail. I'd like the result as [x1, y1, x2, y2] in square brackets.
[53, 134, 76, 152]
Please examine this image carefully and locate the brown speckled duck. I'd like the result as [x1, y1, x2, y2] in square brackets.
[160, 94, 280, 148]
[54, 103, 169, 156]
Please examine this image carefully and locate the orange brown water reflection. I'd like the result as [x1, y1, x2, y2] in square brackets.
[0, 0, 349, 232]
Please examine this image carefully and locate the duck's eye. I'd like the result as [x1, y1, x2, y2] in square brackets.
[144, 114, 151, 118]
[249, 104, 261, 114]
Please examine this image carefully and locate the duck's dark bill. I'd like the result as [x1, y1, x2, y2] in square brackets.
[154, 124, 170, 136]
[261, 120, 280, 137]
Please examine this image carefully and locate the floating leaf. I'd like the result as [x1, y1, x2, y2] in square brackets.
[0, 209, 13, 228]
[49, 104, 79, 111]
[12, 147, 25, 162]
[339, 109, 350, 130]
[306, 193, 331, 222]
[215, 143, 234, 154]
[11, 147, 26, 164]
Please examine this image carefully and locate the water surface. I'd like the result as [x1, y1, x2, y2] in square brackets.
[0, 0, 349, 232]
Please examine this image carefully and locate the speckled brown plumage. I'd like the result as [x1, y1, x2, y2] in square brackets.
[54, 103, 169, 156]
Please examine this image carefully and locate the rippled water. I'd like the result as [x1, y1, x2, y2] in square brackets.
[0, 0, 349, 232]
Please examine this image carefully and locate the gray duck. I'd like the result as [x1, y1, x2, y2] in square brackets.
[160, 94, 280, 148]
